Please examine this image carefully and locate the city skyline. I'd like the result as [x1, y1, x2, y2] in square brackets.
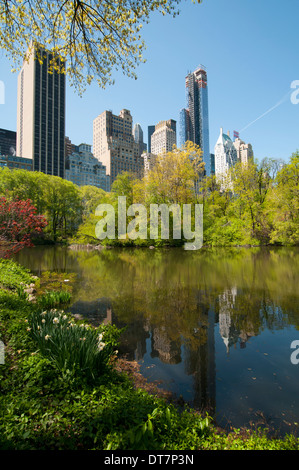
[0, 0, 298, 165]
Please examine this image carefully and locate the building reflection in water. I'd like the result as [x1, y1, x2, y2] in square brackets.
[218, 287, 256, 352]
[67, 282, 264, 422]
[69, 289, 218, 416]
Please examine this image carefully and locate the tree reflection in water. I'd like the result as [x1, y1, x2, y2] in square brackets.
[14, 246, 299, 435]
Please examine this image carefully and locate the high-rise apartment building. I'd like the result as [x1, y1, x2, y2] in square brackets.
[233, 137, 254, 165]
[179, 108, 190, 149]
[93, 109, 144, 184]
[151, 119, 176, 156]
[180, 65, 211, 176]
[65, 143, 110, 191]
[214, 128, 238, 177]
[16, 44, 65, 178]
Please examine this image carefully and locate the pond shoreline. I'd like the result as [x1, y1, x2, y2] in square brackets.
[10, 245, 299, 445]
[67, 242, 289, 251]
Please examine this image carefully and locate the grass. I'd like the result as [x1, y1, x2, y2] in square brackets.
[1, 259, 299, 450]
[0, 258, 36, 290]
[36, 290, 72, 309]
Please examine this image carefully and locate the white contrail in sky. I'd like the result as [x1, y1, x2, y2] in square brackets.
[240, 90, 292, 132]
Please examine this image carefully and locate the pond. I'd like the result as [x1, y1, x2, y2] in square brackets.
[14, 245, 299, 436]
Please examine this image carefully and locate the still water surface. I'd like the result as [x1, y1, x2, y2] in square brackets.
[14, 245, 299, 436]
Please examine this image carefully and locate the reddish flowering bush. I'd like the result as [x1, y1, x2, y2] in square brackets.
[0, 197, 47, 258]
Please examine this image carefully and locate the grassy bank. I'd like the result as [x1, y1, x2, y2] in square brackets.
[0, 258, 299, 450]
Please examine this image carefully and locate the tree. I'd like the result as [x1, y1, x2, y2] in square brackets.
[0, 167, 48, 215]
[79, 185, 107, 218]
[144, 141, 204, 205]
[42, 175, 82, 241]
[0, 168, 83, 241]
[111, 171, 137, 206]
[229, 160, 273, 243]
[0, 197, 47, 258]
[268, 152, 299, 245]
[0, 0, 195, 94]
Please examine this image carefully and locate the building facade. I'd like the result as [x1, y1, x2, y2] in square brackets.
[147, 125, 155, 153]
[93, 109, 144, 185]
[0, 154, 33, 171]
[141, 152, 157, 176]
[65, 143, 110, 191]
[151, 119, 176, 156]
[214, 128, 238, 178]
[133, 123, 147, 156]
[210, 153, 215, 175]
[0, 128, 17, 157]
[16, 44, 65, 178]
[180, 65, 211, 176]
[65, 136, 79, 160]
[233, 137, 254, 165]
[179, 108, 190, 149]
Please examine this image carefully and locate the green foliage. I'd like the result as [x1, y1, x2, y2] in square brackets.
[268, 152, 299, 245]
[201, 154, 299, 247]
[0, 258, 36, 289]
[37, 290, 72, 309]
[0, 168, 83, 242]
[79, 185, 107, 217]
[0, 150, 297, 248]
[29, 309, 120, 381]
[0, 0, 183, 95]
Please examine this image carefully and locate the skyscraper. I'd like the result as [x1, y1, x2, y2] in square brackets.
[179, 108, 190, 148]
[151, 119, 176, 156]
[233, 137, 254, 165]
[93, 109, 144, 184]
[16, 44, 65, 178]
[214, 128, 237, 177]
[148, 125, 155, 153]
[133, 123, 143, 143]
[133, 123, 147, 156]
[180, 65, 211, 176]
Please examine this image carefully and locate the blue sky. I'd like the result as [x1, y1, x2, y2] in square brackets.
[0, 0, 298, 163]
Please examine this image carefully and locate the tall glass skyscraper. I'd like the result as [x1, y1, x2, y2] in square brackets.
[180, 65, 211, 176]
[148, 125, 155, 153]
[133, 123, 147, 155]
[17, 44, 65, 178]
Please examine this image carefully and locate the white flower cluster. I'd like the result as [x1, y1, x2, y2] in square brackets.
[33, 309, 97, 345]
[98, 333, 106, 352]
